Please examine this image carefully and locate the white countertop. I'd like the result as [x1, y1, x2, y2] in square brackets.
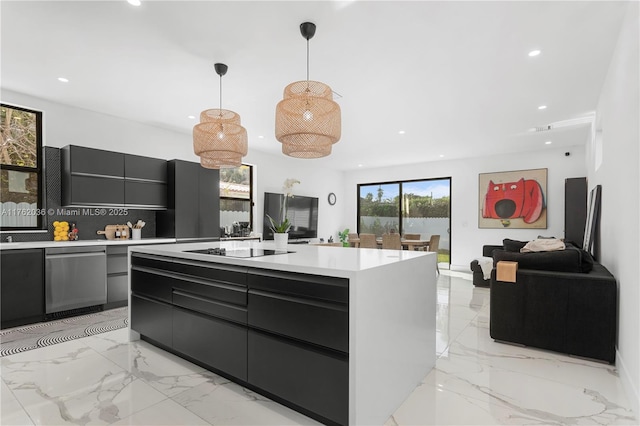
[129, 240, 430, 278]
[0, 238, 176, 250]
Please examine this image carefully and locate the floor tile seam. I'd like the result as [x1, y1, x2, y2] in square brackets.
[107, 380, 173, 426]
[164, 394, 214, 426]
[429, 375, 602, 425]
[1, 377, 38, 426]
[442, 342, 624, 397]
[420, 366, 634, 425]
[414, 371, 530, 417]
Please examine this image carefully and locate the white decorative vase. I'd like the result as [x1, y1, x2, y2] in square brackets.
[274, 233, 289, 250]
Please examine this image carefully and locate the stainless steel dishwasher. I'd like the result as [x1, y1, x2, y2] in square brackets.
[45, 246, 107, 315]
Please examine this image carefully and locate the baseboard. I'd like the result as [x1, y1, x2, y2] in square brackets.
[616, 348, 640, 420]
[450, 263, 470, 272]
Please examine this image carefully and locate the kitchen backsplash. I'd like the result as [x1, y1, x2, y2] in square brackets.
[3, 147, 157, 242]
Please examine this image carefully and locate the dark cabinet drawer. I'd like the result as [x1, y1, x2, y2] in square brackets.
[130, 268, 173, 303]
[124, 181, 167, 208]
[170, 260, 247, 287]
[69, 175, 124, 206]
[248, 330, 348, 425]
[248, 270, 348, 304]
[131, 295, 172, 347]
[125, 154, 167, 182]
[173, 289, 247, 324]
[174, 308, 247, 381]
[248, 290, 348, 353]
[172, 278, 247, 307]
[132, 254, 247, 287]
[131, 253, 173, 270]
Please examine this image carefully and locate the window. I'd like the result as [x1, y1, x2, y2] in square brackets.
[219, 164, 253, 236]
[358, 177, 451, 265]
[0, 104, 44, 230]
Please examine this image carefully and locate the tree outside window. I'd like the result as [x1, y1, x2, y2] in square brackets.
[0, 104, 43, 229]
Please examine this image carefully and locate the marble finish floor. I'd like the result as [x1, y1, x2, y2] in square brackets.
[1, 271, 636, 425]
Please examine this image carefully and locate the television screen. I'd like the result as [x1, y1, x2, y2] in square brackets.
[263, 192, 318, 240]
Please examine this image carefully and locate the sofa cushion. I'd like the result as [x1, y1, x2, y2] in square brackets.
[503, 238, 528, 252]
[493, 248, 583, 273]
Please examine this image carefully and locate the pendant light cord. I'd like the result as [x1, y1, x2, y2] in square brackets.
[306, 37, 310, 82]
[219, 74, 223, 116]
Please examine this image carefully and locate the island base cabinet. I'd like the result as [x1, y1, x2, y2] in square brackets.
[131, 295, 172, 348]
[248, 330, 348, 426]
[173, 308, 247, 381]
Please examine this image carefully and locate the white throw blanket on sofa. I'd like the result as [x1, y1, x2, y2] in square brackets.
[476, 256, 494, 280]
[520, 239, 566, 252]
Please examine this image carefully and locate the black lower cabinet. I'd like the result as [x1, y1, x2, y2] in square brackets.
[1, 249, 44, 329]
[248, 330, 348, 425]
[131, 295, 172, 348]
[129, 254, 349, 425]
[173, 308, 247, 380]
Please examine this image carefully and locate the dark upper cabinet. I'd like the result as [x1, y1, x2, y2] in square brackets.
[66, 145, 124, 177]
[157, 160, 220, 240]
[1, 249, 44, 329]
[125, 154, 167, 182]
[124, 181, 167, 208]
[61, 146, 167, 209]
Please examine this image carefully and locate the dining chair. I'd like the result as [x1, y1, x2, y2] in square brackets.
[359, 233, 378, 249]
[348, 232, 359, 248]
[428, 234, 441, 273]
[382, 233, 402, 250]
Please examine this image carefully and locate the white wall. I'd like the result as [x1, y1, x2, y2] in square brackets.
[1, 89, 346, 241]
[2, 89, 195, 161]
[343, 146, 587, 270]
[588, 2, 639, 417]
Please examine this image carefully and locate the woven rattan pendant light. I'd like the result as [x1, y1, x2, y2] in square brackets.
[193, 63, 248, 169]
[275, 22, 341, 159]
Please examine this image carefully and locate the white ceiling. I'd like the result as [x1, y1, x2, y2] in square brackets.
[1, 1, 629, 170]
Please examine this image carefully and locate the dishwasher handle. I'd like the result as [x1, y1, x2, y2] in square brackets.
[46, 251, 106, 259]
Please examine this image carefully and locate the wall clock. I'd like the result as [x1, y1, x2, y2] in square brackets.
[328, 192, 337, 206]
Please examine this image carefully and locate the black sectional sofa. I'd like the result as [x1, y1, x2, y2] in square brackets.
[484, 240, 617, 364]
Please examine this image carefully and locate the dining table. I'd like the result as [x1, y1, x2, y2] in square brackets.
[347, 237, 430, 251]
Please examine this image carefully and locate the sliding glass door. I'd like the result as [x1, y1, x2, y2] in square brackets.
[357, 177, 451, 267]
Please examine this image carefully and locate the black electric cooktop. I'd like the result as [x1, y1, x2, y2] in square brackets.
[186, 248, 294, 258]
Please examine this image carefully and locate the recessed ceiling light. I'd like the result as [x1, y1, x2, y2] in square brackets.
[538, 105, 547, 110]
[528, 50, 541, 57]
[258, 135, 264, 139]
[127, 0, 141, 6]
[358, 164, 363, 168]
[545, 141, 552, 145]
[57, 77, 69, 83]
[439, 154, 445, 158]
[398, 130, 405, 135]
[187, 115, 195, 119]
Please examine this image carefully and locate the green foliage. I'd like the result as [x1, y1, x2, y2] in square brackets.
[359, 193, 450, 218]
[266, 214, 290, 233]
[338, 228, 349, 247]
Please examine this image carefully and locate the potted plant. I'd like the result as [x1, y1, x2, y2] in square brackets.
[338, 228, 350, 247]
[267, 178, 300, 250]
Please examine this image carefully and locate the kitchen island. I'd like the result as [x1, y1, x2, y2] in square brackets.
[128, 240, 437, 426]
